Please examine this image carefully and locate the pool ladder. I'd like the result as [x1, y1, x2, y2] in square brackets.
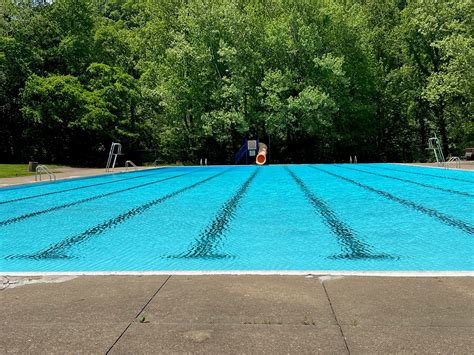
[35, 165, 56, 182]
[445, 156, 461, 169]
[125, 160, 137, 171]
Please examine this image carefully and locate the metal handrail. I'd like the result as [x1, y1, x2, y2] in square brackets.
[444, 156, 461, 169]
[35, 165, 56, 182]
[125, 160, 137, 171]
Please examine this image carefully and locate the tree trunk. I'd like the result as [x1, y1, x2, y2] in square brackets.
[437, 102, 449, 157]
[417, 98, 427, 161]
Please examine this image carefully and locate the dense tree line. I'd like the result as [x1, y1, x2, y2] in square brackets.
[1, 0, 472, 165]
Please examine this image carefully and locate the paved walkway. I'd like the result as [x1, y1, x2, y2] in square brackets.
[402, 162, 474, 171]
[0, 166, 158, 187]
[1, 275, 472, 353]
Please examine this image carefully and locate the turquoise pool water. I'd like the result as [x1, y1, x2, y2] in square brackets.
[0, 164, 473, 272]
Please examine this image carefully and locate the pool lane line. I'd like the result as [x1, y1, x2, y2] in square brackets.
[7, 169, 229, 260]
[171, 168, 259, 259]
[0, 171, 195, 228]
[367, 164, 474, 184]
[310, 166, 474, 235]
[337, 165, 473, 198]
[286, 167, 394, 260]
[0, 168, 173, 205]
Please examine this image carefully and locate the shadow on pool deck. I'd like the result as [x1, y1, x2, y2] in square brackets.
[1, 275, 472, 353]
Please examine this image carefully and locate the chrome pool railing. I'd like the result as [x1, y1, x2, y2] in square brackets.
[35, 165, 56, 182]
[445, 156, 461, 169]
[125, 160, 137, 171]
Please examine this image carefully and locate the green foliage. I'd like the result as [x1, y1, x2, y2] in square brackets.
[20, 65, 139, 163]
[0, 0, 472, 165]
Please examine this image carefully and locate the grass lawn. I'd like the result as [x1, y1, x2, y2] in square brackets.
[0, 164, 63, 178]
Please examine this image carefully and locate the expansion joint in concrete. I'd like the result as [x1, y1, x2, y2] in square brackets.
[105, 275, 172, 354]
[321, 280, 351, 354]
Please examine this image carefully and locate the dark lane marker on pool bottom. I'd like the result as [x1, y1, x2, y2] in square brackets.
[337, 165, 473, 198]
[310, 166, 474, 235]
[367, 165, 474, 184]
[0, 168, 171, 205]
[0, 172, 194, 228]
[286, 167, 394, 260]
[171, 168, 259, 259]
[7, 170, 229, 260]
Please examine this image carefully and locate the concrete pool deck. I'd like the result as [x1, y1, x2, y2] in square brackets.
[1, 275, 472, 353]
[0, 166, 159, 187]
[399, 161, 474, 171]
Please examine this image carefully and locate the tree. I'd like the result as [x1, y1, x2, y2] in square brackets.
[1, 0, 472, 165]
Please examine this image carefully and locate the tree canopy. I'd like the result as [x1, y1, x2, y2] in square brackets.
[1, 0, 472, 165]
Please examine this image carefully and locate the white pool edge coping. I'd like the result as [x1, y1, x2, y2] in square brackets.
[1, 270, 473, 277]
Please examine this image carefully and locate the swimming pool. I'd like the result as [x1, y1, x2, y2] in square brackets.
[1, 164, 473, 273]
